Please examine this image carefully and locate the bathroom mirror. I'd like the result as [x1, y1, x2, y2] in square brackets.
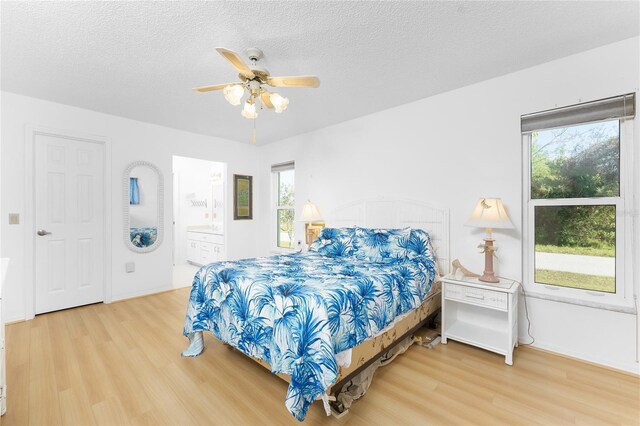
[123, 161, 164, 253]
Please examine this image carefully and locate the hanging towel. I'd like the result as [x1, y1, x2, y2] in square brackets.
[130, 177, 140, 205]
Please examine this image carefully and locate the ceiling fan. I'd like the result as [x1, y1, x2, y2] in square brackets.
[193, 47, 320, 143]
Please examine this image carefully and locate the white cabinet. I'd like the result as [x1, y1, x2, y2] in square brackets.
[187, 239, 199, 263]
[441, 274, 519, 365]
[198, 242, 217, 264]
[187, 232, 224, 266]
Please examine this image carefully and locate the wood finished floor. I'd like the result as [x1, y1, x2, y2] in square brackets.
[3, 287, 639, 426]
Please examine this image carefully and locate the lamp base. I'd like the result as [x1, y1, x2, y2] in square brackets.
[478, 238, 500, 283]
[478, 272, 500, 283]
[305, 222, 325, 246]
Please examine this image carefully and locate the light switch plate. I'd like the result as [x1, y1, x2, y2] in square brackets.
[8, 213, 19, 225]
[125, 262, 135, 273]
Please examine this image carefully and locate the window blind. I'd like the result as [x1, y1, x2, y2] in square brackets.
[521, 93, 635, 133]
[271, 161, 295, 172]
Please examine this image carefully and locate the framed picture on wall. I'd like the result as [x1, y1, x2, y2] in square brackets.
[233, 174, 253, 220]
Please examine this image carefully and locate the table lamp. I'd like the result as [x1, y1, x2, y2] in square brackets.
[300, 201, 324, 246]
[465, 198, 514, 283]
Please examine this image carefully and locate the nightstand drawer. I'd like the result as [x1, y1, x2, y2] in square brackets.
[445, 283, 508, 310]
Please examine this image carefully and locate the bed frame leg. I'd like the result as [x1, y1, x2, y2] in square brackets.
[181, 331, 205, 357]
[330, 407, 349, 419]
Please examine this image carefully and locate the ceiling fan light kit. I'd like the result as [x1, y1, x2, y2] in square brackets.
[223, 84, 244, 106]
[241, 99, 258, 120]
[193, 47, 320, 143]
[269, 92, 289, 113]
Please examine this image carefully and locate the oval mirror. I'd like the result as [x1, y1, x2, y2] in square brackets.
[123, 161, 164, 253]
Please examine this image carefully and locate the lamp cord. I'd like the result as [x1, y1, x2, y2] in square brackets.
[499, 276, 535, 346]
[634, 294, 639, 363]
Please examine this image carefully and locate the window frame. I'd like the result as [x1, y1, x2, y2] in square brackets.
[522, 118, 635, 309]
[272, 165, 296, 251]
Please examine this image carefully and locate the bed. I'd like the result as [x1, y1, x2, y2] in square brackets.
[182, 199, 449, 421]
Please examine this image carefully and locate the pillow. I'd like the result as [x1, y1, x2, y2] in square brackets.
[403, 228, 436, 261]
[309, 227, 356, 257]
[352, 227, 411, 263]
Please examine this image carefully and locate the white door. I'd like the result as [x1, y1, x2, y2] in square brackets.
[34, 135, 104, 314]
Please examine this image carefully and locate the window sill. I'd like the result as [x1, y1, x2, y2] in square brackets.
[523, 289, 637, 315]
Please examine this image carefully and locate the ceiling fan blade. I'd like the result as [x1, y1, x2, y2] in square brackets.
[261, 91, 274, 109]
[192, 83, 241, 93]
[267, 76, 320, 88]
[216, 47, 255, 79]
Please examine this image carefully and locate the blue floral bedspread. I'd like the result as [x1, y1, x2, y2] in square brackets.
[183, 227, 437, 421]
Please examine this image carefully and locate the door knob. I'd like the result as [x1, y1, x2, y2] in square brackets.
[37, 230, 52, 236]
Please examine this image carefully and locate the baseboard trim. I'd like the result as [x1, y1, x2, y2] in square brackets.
[5, 284, 193, 324]
[521, 342, 640, 377]
[111, 283, 190, 303]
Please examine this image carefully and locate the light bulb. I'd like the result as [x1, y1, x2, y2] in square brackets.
[223, 85, 244, 106]
[269, 92, 289, 113]
[241, 99, 258, 119]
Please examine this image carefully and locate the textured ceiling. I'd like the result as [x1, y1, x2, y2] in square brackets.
[2, 1, 638, 144]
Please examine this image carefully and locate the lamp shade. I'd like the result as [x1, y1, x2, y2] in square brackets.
[300, 201, 322, 222]
[465, 198, 514, 229]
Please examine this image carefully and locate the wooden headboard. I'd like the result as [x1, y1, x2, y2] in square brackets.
[327, 198, 450, 274]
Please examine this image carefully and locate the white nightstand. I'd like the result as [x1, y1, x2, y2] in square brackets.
[441, 273, 519, 365]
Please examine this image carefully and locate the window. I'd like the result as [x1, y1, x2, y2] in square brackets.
[272, 161, 295, 249]
[522, 94, 635, 306]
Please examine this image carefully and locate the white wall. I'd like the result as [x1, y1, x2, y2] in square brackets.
[1, 92, 261, 322]
[257, 37, 640, 373]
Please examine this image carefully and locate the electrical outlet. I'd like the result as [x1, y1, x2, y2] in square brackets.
[8, 213, 19, 225]
[125, 262, 135, 273]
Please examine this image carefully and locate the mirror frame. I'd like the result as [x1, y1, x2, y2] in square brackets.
[123, 160, 164, 253]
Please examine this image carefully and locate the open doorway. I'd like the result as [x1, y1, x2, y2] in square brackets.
[172, 156, 226, 287]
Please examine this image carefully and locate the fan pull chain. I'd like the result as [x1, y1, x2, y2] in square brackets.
[251, 92, 258, 145]
[252, 118, 257, 145]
